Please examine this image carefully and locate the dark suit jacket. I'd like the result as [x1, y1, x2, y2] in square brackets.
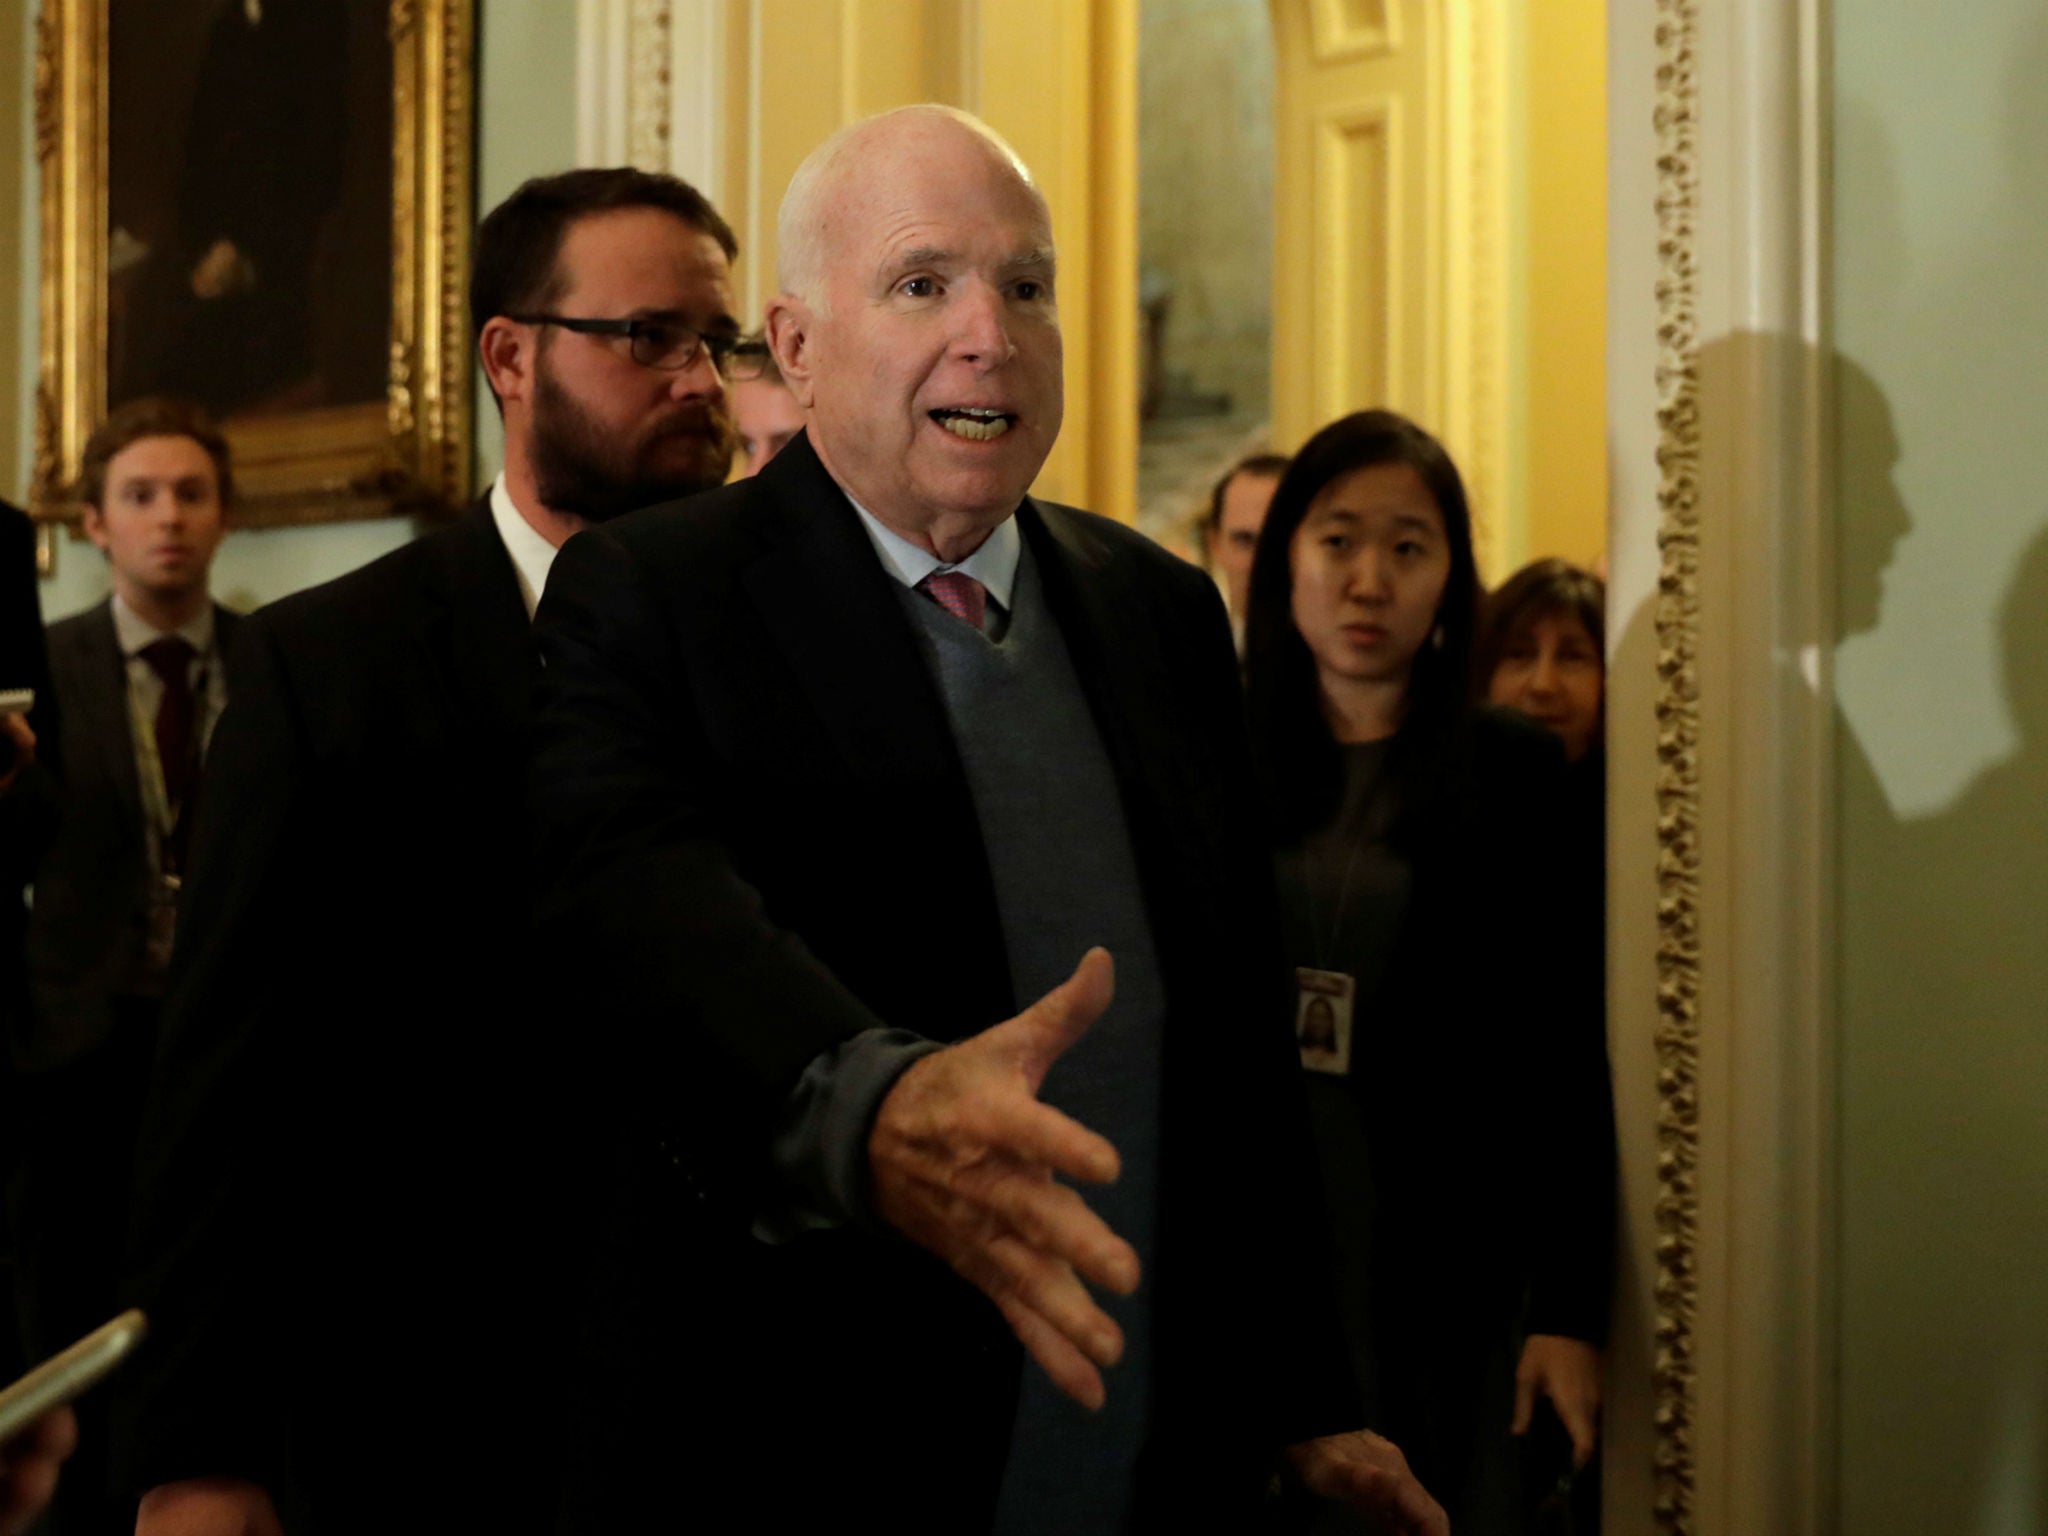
[530, 432, 1357, 1533]
[113, 502, 561, 1536]
[1, 500, 56, 1382]
[1284, 710, 1616, 1513]
[1, 504, 59, 1038]
[1358, 710, 1615, 1344]
[20, 598, 243, 1069]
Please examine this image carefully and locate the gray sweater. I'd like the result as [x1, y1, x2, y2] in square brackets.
[897, 539, 1168, 1534]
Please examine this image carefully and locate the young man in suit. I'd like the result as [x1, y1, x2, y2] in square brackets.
[10, 399, 238, 1536]
[531, 106, 1447, 1534]
[116, 168, 743, 1536]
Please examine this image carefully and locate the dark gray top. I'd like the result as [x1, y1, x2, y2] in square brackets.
[1275, 739, 1408, 994]
[1274, 740, 1409, 1435]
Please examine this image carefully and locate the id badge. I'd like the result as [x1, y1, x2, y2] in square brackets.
[1294, 967, 1355, 1076]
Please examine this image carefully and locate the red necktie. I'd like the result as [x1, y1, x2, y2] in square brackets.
[918, 570, 988, 632]
[139, 636, 199, 813]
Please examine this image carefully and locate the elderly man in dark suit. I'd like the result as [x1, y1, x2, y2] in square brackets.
[114, 167, 743, 1536]
[532, 105, 1447, 1535]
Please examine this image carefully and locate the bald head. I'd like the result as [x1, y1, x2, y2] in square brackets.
[762, 102, 1064, 559]
[776, 105, 1045, 307]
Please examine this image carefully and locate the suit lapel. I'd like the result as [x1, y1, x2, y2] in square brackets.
[741, 433, 1012, 1014]
[418, 500, 536, 741]
[212, 605, 243, 675]
[742, 435, 969, 795]
[78, 600, 146, 840]
[1021, 503, 1204, 848]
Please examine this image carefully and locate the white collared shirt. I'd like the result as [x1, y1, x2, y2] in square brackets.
[488, 474, 561, 621]
[844, 496, 1021, 614]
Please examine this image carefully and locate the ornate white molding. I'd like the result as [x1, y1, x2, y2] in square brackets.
[1613, 0, 1837, 1530]
[626, 0, 673, 169]
[663, 0, 725, 200]
[1650, 5, 1702, 1534]
[578, 1, 724, 198]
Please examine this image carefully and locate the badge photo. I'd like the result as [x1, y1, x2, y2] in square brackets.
[1294, 966, 1355, 1076]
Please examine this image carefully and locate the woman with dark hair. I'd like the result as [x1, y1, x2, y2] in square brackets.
[1476, 559, 1606, 767]
[1244, 411, 1615, 1533]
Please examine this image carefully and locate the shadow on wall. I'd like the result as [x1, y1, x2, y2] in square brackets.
[1606, 329, 2048, 1534]
[1834, 7, 2048, 1529]
[1841, 509, 2048, 1536]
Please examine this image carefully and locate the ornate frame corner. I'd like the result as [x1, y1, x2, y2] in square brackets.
[31, 0, 475, 535]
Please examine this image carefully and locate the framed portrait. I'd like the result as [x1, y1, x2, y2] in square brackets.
[31, 0, 475, 536]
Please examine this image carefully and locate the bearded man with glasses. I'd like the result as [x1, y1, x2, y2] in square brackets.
[112, 168, 744, 1536]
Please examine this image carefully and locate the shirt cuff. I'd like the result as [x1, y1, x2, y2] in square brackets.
[752, 1027, 945, 1244]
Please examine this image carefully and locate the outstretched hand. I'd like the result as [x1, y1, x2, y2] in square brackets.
[867, 947, 1140, 1411]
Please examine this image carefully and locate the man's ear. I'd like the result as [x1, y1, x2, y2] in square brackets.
[80, 504, 111, 555]
[478, 317, 536, 407]
[764, 299, 815, 409]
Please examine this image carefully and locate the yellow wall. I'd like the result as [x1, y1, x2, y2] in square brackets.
[1513, 0, 1608, 572]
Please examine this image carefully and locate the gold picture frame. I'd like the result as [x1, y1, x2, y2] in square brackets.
[31, 0, 475, 546]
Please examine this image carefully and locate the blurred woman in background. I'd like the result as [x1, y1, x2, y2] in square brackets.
[1475, 559, 1605, 769]
[1243, 411, 1615, 1533]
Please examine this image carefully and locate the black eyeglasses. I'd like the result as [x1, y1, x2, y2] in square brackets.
[509, 314, 771, 379]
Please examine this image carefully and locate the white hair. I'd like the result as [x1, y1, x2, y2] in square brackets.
[775, 104, 1039, 310]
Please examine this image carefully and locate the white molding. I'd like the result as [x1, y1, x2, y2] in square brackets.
[579, 0, 721, 180]
[576, 0, 633, 166]
[666, 0, 725, 202]
[1697, 2, 1836, 1533]
[1605, 0, 1836, 1532]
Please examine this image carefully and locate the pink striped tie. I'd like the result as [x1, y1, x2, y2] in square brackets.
[918, 570, 987, 632]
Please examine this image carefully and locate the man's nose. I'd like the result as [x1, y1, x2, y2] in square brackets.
[668, 349, 726, 402]
[951, 282, 1016, 367]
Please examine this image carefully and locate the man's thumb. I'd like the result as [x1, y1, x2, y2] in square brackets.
[1012, 947, 1115, 1086]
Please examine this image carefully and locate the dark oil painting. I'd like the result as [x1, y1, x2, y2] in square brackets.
[106, 0, 394, 423]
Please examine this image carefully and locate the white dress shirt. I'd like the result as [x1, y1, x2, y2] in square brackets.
[846, 496, 1022, 613]
[489, 474, 562, 620]
[110, 592, 226, 757]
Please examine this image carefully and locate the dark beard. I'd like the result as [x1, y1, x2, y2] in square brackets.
[529, 363, 737, 522]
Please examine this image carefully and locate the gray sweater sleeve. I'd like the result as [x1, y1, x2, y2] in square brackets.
[754, 1028, 946, 1241]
